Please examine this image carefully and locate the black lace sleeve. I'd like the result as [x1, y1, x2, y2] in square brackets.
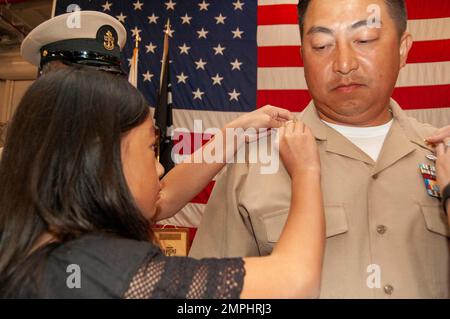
[123, 251, 245, 299]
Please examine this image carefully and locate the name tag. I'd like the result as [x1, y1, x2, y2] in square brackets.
[152, 227, 190, 256]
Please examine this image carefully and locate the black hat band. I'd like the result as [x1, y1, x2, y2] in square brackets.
[40, 37, 121, 68]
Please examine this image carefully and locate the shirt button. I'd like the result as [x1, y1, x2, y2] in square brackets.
[377, 225, 387, 235]
[384, 284, 394, 295]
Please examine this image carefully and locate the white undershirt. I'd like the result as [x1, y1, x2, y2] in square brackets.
[322, 119, 394, 161]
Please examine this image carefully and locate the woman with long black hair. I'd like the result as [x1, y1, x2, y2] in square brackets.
[0, 67, 325, 299]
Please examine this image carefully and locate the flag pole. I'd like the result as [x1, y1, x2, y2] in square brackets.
[128, 33, 141, 87]
[160, 18, 170, 92]
[154, 18, 174, 167]
[135, 33, 141, 49]
[157, 19, 171, 162]
[51, 0, 57, 18]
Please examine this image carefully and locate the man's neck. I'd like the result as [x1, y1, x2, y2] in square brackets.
[316, 105, 393, 127]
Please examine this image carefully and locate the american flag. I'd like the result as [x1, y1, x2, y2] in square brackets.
[56, 0, 257, 112]
[54, 0, 450, 235]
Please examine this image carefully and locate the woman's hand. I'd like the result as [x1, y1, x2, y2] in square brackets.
[224, 105, 294, 144]
[278, 120, 320, 178]
[426, 125, 450, 145]
[227, 105, 293, 130]
[435, 138, 450, 191]
[155, 105, 293, 221]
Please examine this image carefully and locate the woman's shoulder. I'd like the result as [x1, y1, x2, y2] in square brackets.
[41, 234, 161, 298]
[54, 234, 159, 260]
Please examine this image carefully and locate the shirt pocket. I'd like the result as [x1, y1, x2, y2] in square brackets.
[419, 203, 450, 298]
[256, 204, 349, 254]
[323, 204, 349, 238]
[421, 203, 450, 237]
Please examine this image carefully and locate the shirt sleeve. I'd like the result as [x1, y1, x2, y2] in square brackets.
[189, 163, 261, 259]
[123, 251, 245, 299]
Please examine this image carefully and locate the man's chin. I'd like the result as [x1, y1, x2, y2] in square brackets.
[315, 102, 385, 126]
[318, 98, 370, 117]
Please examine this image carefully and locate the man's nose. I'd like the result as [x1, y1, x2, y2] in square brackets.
[332, 42, 359, 75]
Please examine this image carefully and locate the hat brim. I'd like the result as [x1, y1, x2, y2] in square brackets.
[21, 11, 126, 67]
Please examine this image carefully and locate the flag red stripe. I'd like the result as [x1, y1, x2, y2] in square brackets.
[392, 84, 450, 109]
[405, 0, 450, 20]
[258, 39, 450, 67]
[257, 90, 311, 111]
[258, 46, 302, 67]
[190, 181, 216, 204]
[257, 85, 450, 112]
[171, 133, 215, 204]
[258, 4, 298, 26]
[407, 40, 450, 64]
[257, 1, 450, 22]
[172, 132, 214, 205]
[173, 132, 213, 155]
[257, 1, 450, 24]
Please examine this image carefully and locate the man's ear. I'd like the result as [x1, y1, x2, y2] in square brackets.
[399, 32, 413, 69]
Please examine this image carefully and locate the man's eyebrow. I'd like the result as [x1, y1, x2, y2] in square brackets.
[306, 20, 383, 36]
[350, 19, 383, 30]
[306, 25, 334, 36]
[350, 19, 368, 29]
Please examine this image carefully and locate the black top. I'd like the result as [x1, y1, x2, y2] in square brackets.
[15, 234, 245, 299]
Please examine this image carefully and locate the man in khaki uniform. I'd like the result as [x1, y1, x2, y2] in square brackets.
[190, 0, 450, 298]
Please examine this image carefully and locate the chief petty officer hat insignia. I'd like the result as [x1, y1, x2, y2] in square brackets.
[21, 11, 127, 75]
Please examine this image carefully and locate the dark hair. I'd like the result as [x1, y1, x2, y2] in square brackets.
[40, 60, 68, 75]
[0, 67, 151, 295]
[39, 60, 127, 77]
[298, 0, 408, 38]
[0, 122, 7, 147]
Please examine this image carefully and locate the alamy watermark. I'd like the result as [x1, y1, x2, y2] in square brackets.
[367, 4, 382, 29]
[66, 4, 81, 29]
[366, 264, 381, 289]
[66, 264, 81, 289]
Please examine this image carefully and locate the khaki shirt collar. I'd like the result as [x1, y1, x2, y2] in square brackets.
[298, 99, 435, 175]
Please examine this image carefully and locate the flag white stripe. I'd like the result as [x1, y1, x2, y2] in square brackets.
[405, 108, 450, 129]
[151, 107, 242, 130]
[257, 24, 301, 47]
[172, 108, 243, 130]
[155, 108, 302, 131]
[258, 0, 298, 6]
[407, 18, 450, 42]
[258, 66, 306, 90]
[160, 203, 206, 228]
[257, 62, 450, 90]
[397, 61, 450, 87]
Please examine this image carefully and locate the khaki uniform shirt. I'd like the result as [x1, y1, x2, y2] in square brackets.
[190, 99, 450, 298]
